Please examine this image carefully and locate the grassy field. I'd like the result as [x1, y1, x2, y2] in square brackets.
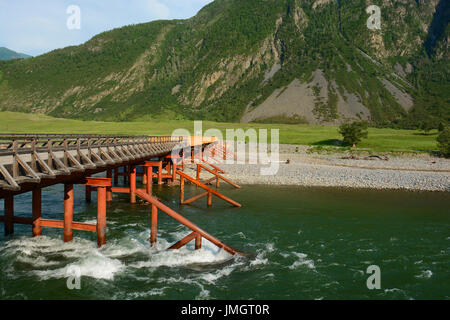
[0, 112, 439, 153]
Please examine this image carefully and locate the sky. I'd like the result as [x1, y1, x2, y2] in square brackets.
[0, 0, 214, 57]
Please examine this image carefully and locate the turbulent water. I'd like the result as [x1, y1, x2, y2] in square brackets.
[0, 182, 449, 300]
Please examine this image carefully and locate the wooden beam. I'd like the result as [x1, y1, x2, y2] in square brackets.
[169, 232, 197, 250]
[177, 171, 242, 207]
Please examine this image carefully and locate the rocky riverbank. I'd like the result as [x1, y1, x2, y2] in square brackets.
[187, 145, 450, 192]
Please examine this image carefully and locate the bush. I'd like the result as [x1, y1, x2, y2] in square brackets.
[437, 127, 450, 158]
[339, 121, 369, 147]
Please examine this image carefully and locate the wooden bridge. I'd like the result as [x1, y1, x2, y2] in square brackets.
[0, 133, 242, 255]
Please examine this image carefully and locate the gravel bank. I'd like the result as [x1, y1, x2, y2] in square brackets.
[190, 144, 450, 192]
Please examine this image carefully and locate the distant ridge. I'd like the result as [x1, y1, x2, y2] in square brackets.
[0, 47, 32, 61]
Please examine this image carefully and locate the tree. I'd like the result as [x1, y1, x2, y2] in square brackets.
[437, 127, 450, 158]
[339, 121, 369, 147]
[438, 122, 445, 132]
[420, 119, 435, 134]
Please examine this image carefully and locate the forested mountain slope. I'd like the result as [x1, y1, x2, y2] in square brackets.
[0, 0, 448, 127]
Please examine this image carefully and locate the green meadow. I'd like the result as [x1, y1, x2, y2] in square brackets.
[0, 112, 439, 153]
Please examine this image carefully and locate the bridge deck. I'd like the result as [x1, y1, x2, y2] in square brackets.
[0, 134, 211, 196]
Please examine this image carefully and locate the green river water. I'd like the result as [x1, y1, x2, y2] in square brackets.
[0, 183, 449, 300]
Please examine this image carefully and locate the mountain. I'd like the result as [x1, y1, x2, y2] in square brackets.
[0, 0, 448, 127]
[0, 47, 31, 61]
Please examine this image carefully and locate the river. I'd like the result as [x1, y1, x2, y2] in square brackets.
[0, 183, 449, 299]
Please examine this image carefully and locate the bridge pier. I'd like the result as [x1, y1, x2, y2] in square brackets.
[32, 188, 42, 237]
[96, 184, 107, 247]
[129, 165, 136, 204]
[64, 184, 74, 243]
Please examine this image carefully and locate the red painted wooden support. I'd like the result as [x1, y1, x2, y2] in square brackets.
[183, 191, 208, 205]
[180, 176, 184, 204]
[4, 194, 14, 235]
[202, 160, 226, 174]
[142, 171, 148, 185]
[167, 162, 171, 178]
[64, 184, 74, 242]
[106, 169, 113, 202]
[83, 177, 112, 248]
[196, 165, 201, 184]
[177, 171, 242, 207]
[158, 160, 163, 185]
[151, 204, 157, 246]
[172, 160, 177, 183]
[85, 185, 91, 203]
[32, 188, 42, 237]
[207, 191, 212, 207]
[195, 234, 202, 250]
[191, 147, 195, 164]
[111, 187, 130, 193]
[40, 219, 97, 232]
[169, 232, 197, 250]
[145, 166, 152, 195]
[130, 165, 136, 204]
[197, 164, 241, 189]
[97, 186, 107, 247]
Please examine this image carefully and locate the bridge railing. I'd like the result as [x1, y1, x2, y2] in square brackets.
[0, 134, 186, 155]
[0, 134, 192, 192]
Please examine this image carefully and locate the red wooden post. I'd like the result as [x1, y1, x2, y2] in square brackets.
[4, 194, 14, 236]
[167, 161, 171, 177]
[64, 184, 73, 242]
[195, 234, 202, 250]
[172, 160, 177, 183]
[151, 204, 158, 246]
[223, 142, 227, 161]
[145, 166, 153, 195]
[207, 191, 212, 207]
[180, 176, 185, 204]
[158, 160, 163, 185]
[191, 147, 195, 164]
[97, 186, 107, 247]
[106, 169, 113, 202]
[32, 188, 42, 237]
[142, 168, 148, 185]
[196, 164, 202, 182]
[130, 165, 136, 204]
